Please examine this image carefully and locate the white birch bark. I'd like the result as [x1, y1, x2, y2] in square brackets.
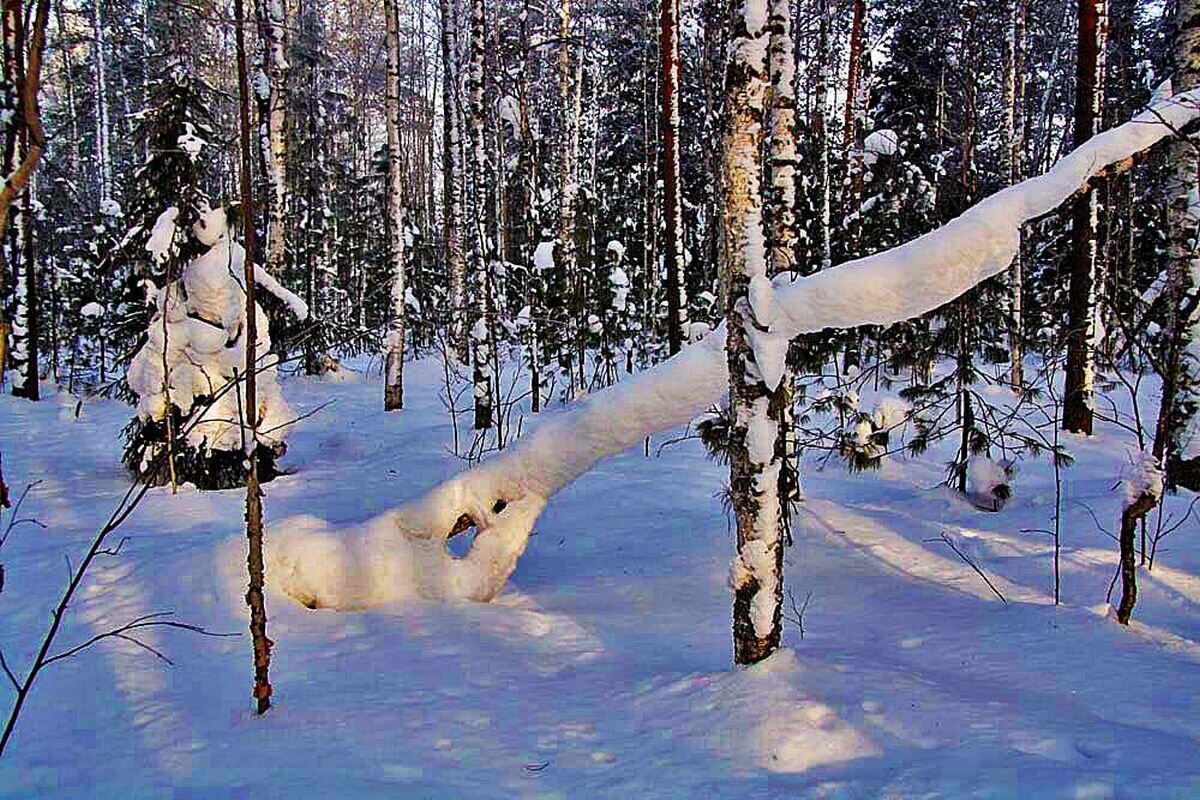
[467, 0, 494, 429]
[1154, 0, 1200, 490]
[255, 0, 289, 275]
[91, 0, 112, 209]
[383, 0, 406, 412]
[660, 0, 688, 355]
[723, 0, 783, 665]
[440, 0, 468, 362]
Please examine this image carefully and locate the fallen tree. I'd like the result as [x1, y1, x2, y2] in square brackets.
[259, 88, 1200, 611]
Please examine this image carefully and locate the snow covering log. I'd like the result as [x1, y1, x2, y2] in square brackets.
[260, 89, 1200, 610]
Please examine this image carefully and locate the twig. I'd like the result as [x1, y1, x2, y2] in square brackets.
[784, 588, 813, 640]
[42, 612, 238, 668]
[925, 532, 1008, 603]
[0, 649, 17, 692]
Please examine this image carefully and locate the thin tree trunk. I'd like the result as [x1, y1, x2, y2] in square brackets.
[1006, 0, 1027, 390]
[518, 0, 541, 412]
[440, 0, 468, 362]
[1062, 0, 1108, 434]
[841, 0, 868, 372]
[2, 0, 47, 396]
[558, 0, 581, 388]
[812, 0, 832, 273]
[1117, 488, 1156, 623]
[766, 0, 800, 509]
[91, 0, 112, 209]
[660, 0, 688, 354]
[383, 0, 406, 412]
[467, 0, 494, 429]
[234, 0, 272, 714]
[954, 0, 980, 492]
[254, 0, 289, 277]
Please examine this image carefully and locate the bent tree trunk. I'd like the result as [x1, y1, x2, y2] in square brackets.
[261, 90, 1200, 612]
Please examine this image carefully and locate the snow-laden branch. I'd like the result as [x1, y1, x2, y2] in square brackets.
[256, 88, 1200, 611]
[254, 265, 309, 321]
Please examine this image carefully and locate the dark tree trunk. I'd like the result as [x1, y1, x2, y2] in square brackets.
[1116, 491, 1156, 624]
[1062, 0, 1108, 434]
[234, 0, 273, 714]
[661, 0, 687, 355]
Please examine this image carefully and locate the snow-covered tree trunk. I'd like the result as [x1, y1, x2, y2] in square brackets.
[1062, 0, 1108, 434]
[467, 0, 494, 429]
[952, 0, 980, 494]
[91, 0, 112, 210]
[841, 0, 868, 371]
[1116, 458, 1161, 624]
[558, 0, 581, 389]
[518, 0, 542, 412]
[260, 88, 1200, 614]
[811, 0, 833, 273]
[440, 0, 468, 362]
[254, 0, 289, 277]
[5, 0, 47, 400]
[660, 0, 688, 355]
[720, 0, 784, 666]
[383, 0, 406, 412]
[10, 174, 36, 401]
[766, 0, 800, 508]
[1154, 0, 1200, 492]
[1004, 0, 1027, 390]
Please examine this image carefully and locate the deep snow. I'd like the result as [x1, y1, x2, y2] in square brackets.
[0, 358, 1198, 798]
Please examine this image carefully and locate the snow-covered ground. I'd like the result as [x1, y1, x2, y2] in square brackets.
[1, 358, 1198, 798]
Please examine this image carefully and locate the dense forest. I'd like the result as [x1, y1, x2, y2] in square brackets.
[0, 0, 1199, 791]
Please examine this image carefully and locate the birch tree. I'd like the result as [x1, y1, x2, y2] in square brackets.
[660, 0, 688, 355]
[720, 0, 785, 665]
[1152, 0, 1200, 494]
[91, 0, 113, 211]
[467, 0, 495, 429]
[440, 0, 468, 362]
[1004, 0, 1027, 390]
[1062, 0, 1108, 434]
[766, 0, 801, 508]
[2, 0, 48, 398]
[841, 0, 869, 371]
[254, 0, 289, 277]
[383, 0, 406, 412]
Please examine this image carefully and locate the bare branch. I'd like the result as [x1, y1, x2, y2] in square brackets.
[925, 532, 1008, 603]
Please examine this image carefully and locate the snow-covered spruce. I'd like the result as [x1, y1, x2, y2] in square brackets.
[124, 206, 303, 490]
[258, 88, 1200, 609]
